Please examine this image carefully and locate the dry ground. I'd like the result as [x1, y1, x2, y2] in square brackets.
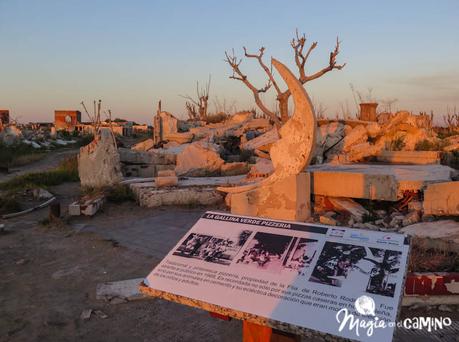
[0, 208, 241, 342]
[0, 182, 458, 342]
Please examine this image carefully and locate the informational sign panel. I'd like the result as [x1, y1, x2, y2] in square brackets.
[145, 211, 410, 342]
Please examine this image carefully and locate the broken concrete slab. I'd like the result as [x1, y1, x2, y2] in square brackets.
[129, 175, 247, 199]
[342, 125, 368, 152]
[241, 128, 279, 151]
[375, 150, 440, 165]
[131, 138, 154, 151]
[423, 181, 459, 216]
[80, 309, 92, 320]
[319, 215, 337, 226]
[96, 278, 146, 303]
[81, 195, 105, 216]
[138, 187, 223, 207]
[327, 197, 369, 222]
[308, 163, 455, 201]
[311, 168, 398, 201]
[401, 220, 459, 253]
[164, 132, 193, 144]
[119, 148, 176, 165]
[175, 141, 224, 177]
[68, 202, 81, 216]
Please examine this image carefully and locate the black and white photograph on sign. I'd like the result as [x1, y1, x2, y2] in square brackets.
[236, 232, 293, 273]
[283, 238, 318, 276]
[173, 230, 252, 266]
[309, 242, 402, 297]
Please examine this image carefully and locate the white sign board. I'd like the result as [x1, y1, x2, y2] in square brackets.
[145, 211, 410, 341]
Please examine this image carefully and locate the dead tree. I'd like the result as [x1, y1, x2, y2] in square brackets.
[181, 76, 211, 121]
[81, 99, 102, 134]
[444, 105, 458, 133]
[225, 30, 345, 125]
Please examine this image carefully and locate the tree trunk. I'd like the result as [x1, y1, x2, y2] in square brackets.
[278, 94, 290, 123]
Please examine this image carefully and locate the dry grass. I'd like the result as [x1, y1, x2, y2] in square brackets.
[0, 156, 79, 191]
[408, 239, 459, 272]
[206, 112, 228, 124]
[9, 153, 46, 167]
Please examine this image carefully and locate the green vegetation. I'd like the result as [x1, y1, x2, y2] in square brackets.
[0, 194, 21, 215]
[77, 134, 94, 147]
[0, 156, 79, 191]
[239, 149, 254, 162]
[0, 141, 46, 169]
[414, 139, 441, 151]
[82, 184, 135, 204]
[105, 184, 135, 203]
[389, 136, 405, 151]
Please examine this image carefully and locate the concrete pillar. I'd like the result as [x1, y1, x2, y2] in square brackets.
[359, 103, 378, 122]
[231, 172, 311, 223]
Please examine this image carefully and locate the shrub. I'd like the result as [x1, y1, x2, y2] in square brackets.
[239, 149, 254, 162]
[77, 134, 94, 147]
[415, 139, 439, 151]
[389, 136, 405, 151]
[106, 184, 134, 203]
[0, 195, 21, 215]
[0, 141, 45, 168]
[206, 112, 228, 124]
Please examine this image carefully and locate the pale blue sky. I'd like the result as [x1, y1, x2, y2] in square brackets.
[1, 0, 458, 124]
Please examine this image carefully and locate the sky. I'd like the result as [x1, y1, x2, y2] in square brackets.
[0, 0, 458, 125]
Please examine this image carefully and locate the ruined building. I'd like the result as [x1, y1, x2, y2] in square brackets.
[54, 110, 81, 131]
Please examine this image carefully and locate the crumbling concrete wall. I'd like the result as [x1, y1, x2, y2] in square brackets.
[78, 128, 123, 188]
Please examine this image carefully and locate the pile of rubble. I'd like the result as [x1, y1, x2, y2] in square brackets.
[314, 111, 455, 164]
[0, 123, 77, 148]
[76, 106, 459, 238]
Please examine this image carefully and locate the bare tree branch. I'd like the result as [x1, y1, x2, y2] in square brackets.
[224, 49, 280, 126]
[299, 36, 346, 83]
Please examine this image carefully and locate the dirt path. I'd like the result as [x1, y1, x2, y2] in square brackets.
[0, 148, 79, 183]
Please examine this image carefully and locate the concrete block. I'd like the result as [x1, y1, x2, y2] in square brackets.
[155, 164, 176, 175]
[231, 172, 311, 221]
[401, 220, 459, 253]
[311, 171, 398, 201]
[122, 164, 156, 178]
[155, 176, 178, 187]
[68, 202, 81, 216]
[81, 196, 104, 216]
[423, 181, 459, 216]
[308, 164, 454, 201]
[376, 150, 440, 165]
